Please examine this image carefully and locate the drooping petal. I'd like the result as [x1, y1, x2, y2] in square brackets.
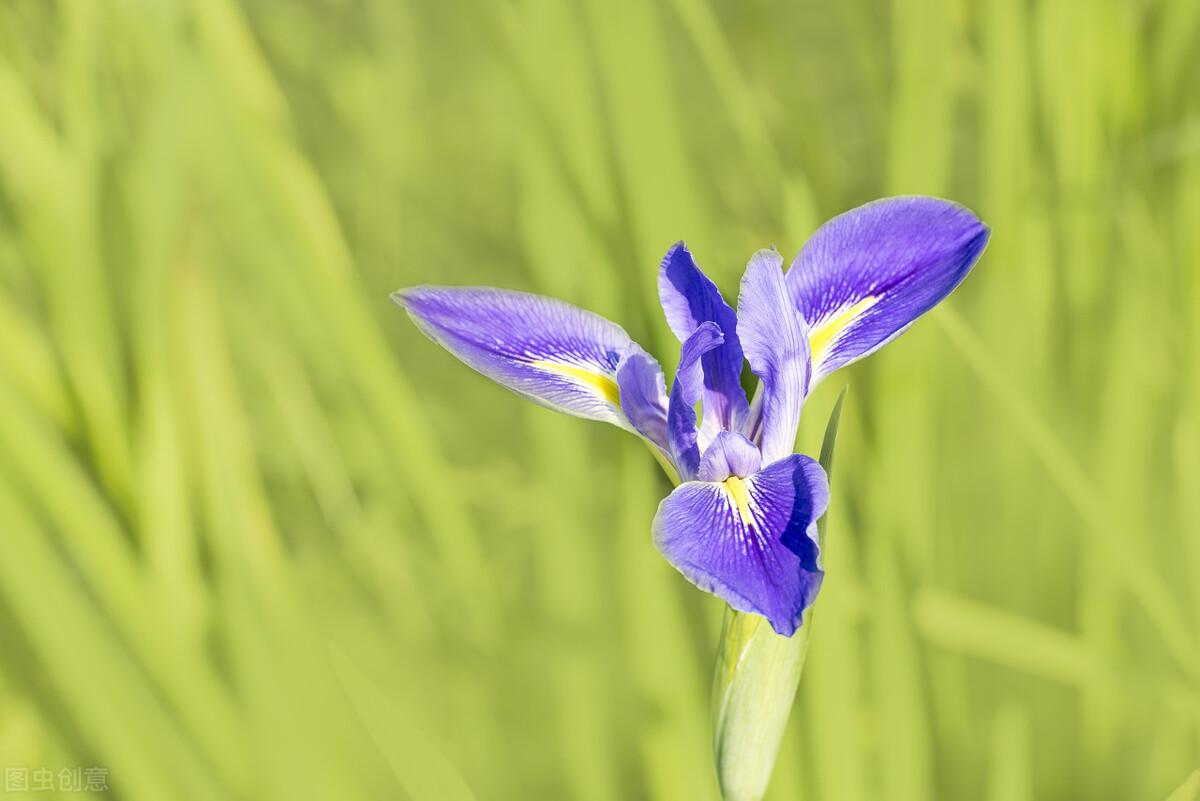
[653, 454, 829, 636]
[698, 431, 762, 482]
[394, 286, 639, 427]
[658, 243, 750, 435]
[737, 249, 810, 465]
[786, 196, 990, 385]
[667, 322, 724, 481]
[616, 344, 670, 452]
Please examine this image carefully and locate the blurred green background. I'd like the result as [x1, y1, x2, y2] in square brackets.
[1, 0, 1198, 799]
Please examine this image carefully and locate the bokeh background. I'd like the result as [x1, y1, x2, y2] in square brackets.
[1, 1, 1198, 799]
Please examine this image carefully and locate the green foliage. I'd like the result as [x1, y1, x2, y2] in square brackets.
[0, 0, 1197, 799]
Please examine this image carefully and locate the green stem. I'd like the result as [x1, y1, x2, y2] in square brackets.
[710, 387, 848, 801]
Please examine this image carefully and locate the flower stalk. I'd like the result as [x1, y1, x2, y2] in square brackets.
[713, 606, 814, 801]
[712, 389, 845, 801]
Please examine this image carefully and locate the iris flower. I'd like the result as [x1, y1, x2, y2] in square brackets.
[393, 197, 988, 636]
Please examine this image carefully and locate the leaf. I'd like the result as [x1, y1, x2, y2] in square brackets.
[329, 646, 478, 801]
[1166, 771, 1200, 801]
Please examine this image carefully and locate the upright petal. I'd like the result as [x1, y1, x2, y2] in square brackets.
[653, 454, 829, 636]
[667, 322, 724, 481]
[737, 250, 810, 465]
[394, 286, 639, 427]
[658, 243, 750, 434]
[616, 344, 670, 453]
[786, 196, 990, 385]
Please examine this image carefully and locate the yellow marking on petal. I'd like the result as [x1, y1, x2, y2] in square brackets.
[723, 476, 756, 528]
[808, 296, 879, 364]
[532, 360, 622, 407]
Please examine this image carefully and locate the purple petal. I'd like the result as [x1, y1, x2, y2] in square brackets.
[737, 249, 810, 465]
[616, 345, 670, 453]
[786, 196, 990, 385]
[667, 322, 724, 481]
[698, 432, 762, 482]
[653, 455, 829, 636]
[394, 286, 638, 427]
[658, 243, 750, 434]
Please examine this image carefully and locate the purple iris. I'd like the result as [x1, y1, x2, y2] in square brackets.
[394, 196, 989, 636]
